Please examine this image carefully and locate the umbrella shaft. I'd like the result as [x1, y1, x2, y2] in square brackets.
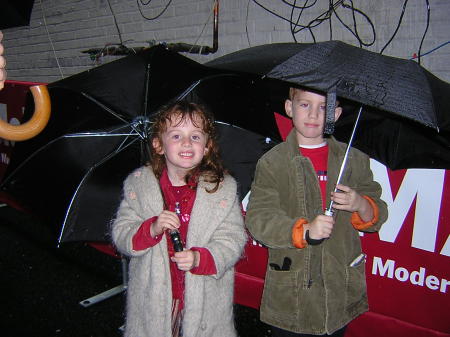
[326, 106, 363, 215]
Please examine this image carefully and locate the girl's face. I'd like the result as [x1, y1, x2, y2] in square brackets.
[153, 114, 208, 184]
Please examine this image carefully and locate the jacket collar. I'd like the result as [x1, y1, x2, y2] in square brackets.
[286, 129, 345, 158]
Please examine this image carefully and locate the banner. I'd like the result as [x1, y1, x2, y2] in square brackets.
[352, 164, 450, 336]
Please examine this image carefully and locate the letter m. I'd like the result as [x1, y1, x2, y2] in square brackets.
[371, 161, 445, 253]
[372, 257, 394, 278]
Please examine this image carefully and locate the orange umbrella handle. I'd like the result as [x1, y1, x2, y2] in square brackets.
[0, 85, 51, 141]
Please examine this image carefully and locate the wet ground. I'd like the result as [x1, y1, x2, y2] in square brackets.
[0, 204, 271, 337]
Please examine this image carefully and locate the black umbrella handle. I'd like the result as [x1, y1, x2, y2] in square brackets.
[170, 202, 184, 252]
[305, 230, 324, 245]
[307, 201, 335, 246]
[170, 230, 184, 252]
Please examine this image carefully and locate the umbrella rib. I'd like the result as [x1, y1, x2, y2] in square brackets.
[63, 122, 145, 138]
[1, 125, 142, 194]
[80, 92, 130, 124]
[114, 131, 139, 154]
[215, 121, 274, 143]
[57, 135, 141, 246]
[176, 73, 248, 100]
[65, 132, 137, 137]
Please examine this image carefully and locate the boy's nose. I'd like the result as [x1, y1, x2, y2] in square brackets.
[308, 107, 319, 118]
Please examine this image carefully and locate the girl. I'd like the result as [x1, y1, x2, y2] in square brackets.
[111, 101, 247, 337]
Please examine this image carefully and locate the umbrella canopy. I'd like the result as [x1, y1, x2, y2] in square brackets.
[0, 0, 35, 29]
[207, 40, 450, 169]
[1, 45, 282, 243]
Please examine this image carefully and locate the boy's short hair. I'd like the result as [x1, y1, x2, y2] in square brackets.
[288, 87, 320, 100]
[288, 87, 340, 107]
[288, 87, 301, 100]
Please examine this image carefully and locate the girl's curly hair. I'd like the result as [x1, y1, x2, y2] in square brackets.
[148, 100, 225, 193]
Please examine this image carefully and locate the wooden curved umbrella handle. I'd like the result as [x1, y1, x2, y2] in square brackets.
[0, 85, 51, 141]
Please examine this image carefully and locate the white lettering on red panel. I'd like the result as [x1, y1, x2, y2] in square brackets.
[372, 256, 449, 293]
[370, 160, 449, 256]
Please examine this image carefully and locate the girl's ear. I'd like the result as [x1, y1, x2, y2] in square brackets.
[152, 138, 164, 154]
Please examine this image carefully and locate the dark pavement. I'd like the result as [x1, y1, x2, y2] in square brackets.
[0, 204, 271, 337]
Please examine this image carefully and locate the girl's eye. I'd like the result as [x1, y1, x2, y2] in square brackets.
[192, 133, 205, 141]
[172, 134, 180, 140]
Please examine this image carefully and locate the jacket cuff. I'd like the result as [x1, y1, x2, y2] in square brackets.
[132, 216, 160, 250]
[190, 247, 217, 275]
[292, 218, 308, 249]
[351, 195, 379, 230]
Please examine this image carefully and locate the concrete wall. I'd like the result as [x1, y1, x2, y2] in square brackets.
[1, 0, 450, 83]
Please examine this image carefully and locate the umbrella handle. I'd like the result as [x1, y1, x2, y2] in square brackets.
[303, 209, 333, 246]
[0, 85, 51, 141]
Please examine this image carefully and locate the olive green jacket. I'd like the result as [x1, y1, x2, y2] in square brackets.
[245, 130, 388, 334]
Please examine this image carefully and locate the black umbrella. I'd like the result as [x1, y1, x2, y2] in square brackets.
[207, 40, 450, 169]
[0, 44, 281, 244]
[0, 0, 35, 29]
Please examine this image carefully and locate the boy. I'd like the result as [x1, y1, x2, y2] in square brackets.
[245, 87, 388, 337]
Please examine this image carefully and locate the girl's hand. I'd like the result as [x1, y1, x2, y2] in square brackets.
[151, 210, 180, 237]
[171, 249, 200, 271]
[331, 184, 373, 221]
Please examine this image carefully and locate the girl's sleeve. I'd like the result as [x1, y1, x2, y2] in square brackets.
[190, 247, 217, 275]
[132, 216, 162, 250]
[111, 175, 156, 256]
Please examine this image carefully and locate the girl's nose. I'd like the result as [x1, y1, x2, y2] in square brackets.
[182, 137, 192, 146]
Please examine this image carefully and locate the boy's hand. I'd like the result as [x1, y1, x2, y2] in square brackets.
[171, 249, 200, 271]
[305, 214, 334, 240]
[151, 210, 180, 237]
[330, 184, 373, 221]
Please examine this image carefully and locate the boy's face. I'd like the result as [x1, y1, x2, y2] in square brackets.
[285, 89, 342, 145]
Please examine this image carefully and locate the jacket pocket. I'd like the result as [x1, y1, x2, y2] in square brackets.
[345, 261, 367, 310]
[261, 269, 300, 319]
